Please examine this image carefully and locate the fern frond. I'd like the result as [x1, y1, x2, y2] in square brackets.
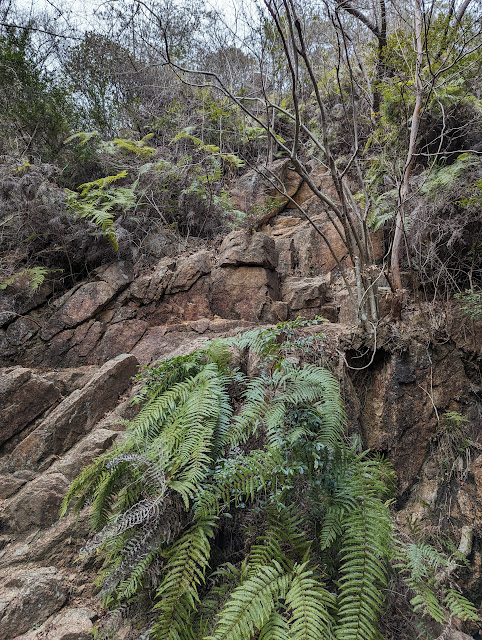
[335, 460, 392, 640]
[207, 561, 292, 640]
[258, 612, 290, 640]
[407, 580, 446, 624]
[152, 517, 216, 640]
[286, 563, 335, 640]
[194, 449, 279, 519]
[113, 549, 160, 604]
[445, 588, 480, 622]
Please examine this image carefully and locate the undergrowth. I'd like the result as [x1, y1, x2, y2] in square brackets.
[61, 320, 479, 639]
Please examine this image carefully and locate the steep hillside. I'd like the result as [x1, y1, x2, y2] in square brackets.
[0, 167, 480, 639]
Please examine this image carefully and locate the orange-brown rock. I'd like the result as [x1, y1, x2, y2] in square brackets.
[270, 207, 350, 277]
[210, 266, 280, 322]
[93, 319, 148, 362]
[282, 275, 330, 311]
[217, 230, 278, 270]
[40, 281, 117, 341]
[229, 159, 302, 224]
[167, 250, 213, 294]
[288, 163, 339, 207]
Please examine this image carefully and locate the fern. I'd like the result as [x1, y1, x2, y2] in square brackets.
[421, 153, 478, 197]
[207, 560, 292, 640]
[61, 324, 477, 638]
[258, 611, 290, 640]
[286, 563, 335, 640]
[65, 171, 136, 250]
[445, 588, 480, 622]
[0, 266, 56, 291]
[151, 517, 216, 640]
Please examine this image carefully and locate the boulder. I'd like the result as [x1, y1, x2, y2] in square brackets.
[0, 297, 16, 328]
[271, 206, 350, 276]
[217, 230, 278, 270]
[282, 276, 330, 311]
[128, 257, 177, 304]
[229, 159, 302, 224]
[210, 266, 281, 322]
[0, 474, 27, 499]
[0, 567, 68, 637]
[0, 368, 61, 446]
[40, 281, 117, 340]
[276, 237, 296, 279]
[51, 428, 119, 480]
[0, 276, 51, 320]
[288, 162, 339, 207]
[167, 250, 213, 294]
[40, 366, 96, 396]
[17, 607, 96, 640]
[140, 277, 213, 326]
[0, 472, 70, 532]
[43, 321, 105, 366]
[133, 327, 209, 366]
[5, 317, 38, 346]
[93, 261, 133, 290]
[93, 319, 148, 362]
[7, 354, 138, 472]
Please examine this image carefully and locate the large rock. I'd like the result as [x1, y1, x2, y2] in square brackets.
[0, 297, 16, 328]
[133, 327, 209, 366]
[93, 319, 148, 362]
[24, 607, 96, 640]
[210, 266, 281, 322]
[217, 231, 278, 270]
[40, 281, 117, 340]
[92, 261, 133, 290]
[5, 317, 38, 346]
[0, 275, 51, 320]
[128, 257, 177, 304]
[51, 428, 119, 480]
[282, 276, 330, 311]
[167, 250, 213, 294]
[0, 368, 61, 446]
[0, 472, 70, 533]
[7, 354, 138, 472]
[361, 342, 471, 492]
[270, 207, 350, 276]
[0, 567, 68, 637]
[229, 159, 302, 225]
[139, 276, 213, 327]
[288, 162, 339, 207]
[0, 474, 27, 499]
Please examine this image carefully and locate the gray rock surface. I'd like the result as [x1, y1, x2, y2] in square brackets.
[0, 567, 68, 637]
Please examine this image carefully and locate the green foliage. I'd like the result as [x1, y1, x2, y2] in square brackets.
[65, 171, 135, 250]
[62, 322, 478, 638]
[105, 134, 157, 158]
[455, 289, 482, 320]
[0, 27, 75, 160]
[0, 266, 54, 291]
[394, 535, 479, 625]
[171, 127, 245, 168]
[421, 154, 479, 197]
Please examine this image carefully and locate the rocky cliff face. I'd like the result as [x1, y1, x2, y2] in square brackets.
[0, 168, 480, 639]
